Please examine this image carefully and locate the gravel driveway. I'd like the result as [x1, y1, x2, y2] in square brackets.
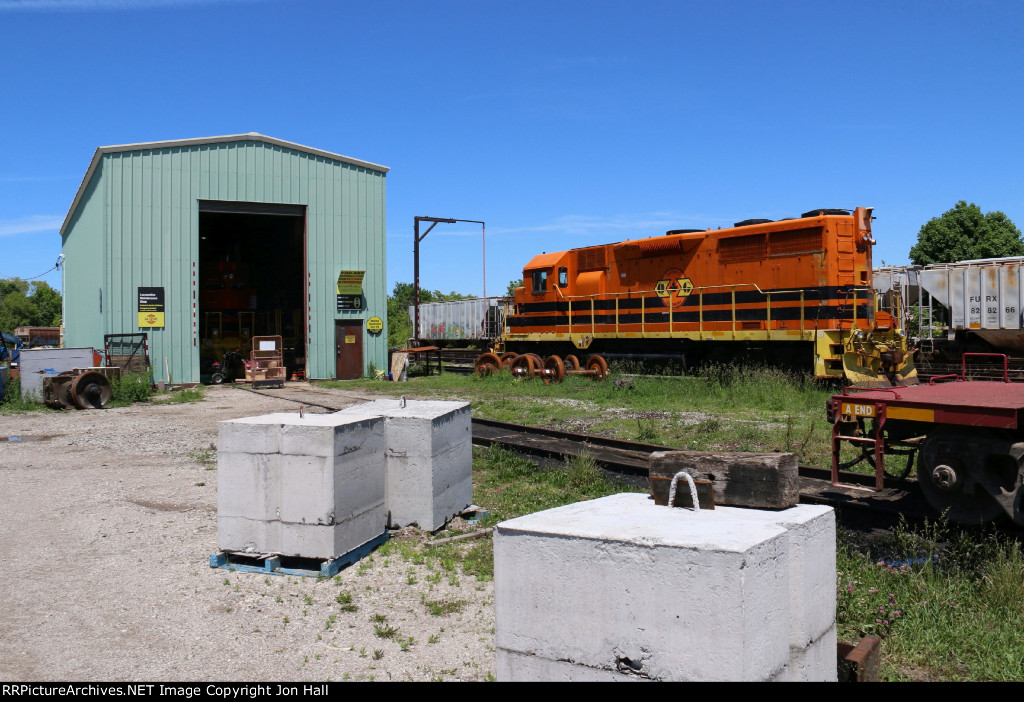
[0, 385, 495, 682]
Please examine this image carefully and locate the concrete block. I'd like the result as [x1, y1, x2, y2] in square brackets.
[494, 493, 792, 681]
[773, 624, 838, 682]
[218, 414, 289, 455]
[335, 400, 472, 530]
[216, 452, 281, 520]
[216, 413, 387, 559]
[719, 503, 836, 648]
[217, 515, 281, 554]
[496, 650, 645, 682]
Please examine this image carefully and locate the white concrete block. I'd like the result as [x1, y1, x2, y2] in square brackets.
[218, 414, 289, 454]
[216, 452, 282, 521]
[217, 515, 281, 554]
[723, 504, 836, 647]
[496, 649, 645, 682]
[772, 624, 838, 682]
[494, 493, 792, 681]
[335, 400, 472, 530]
[216, 413, 388, 559]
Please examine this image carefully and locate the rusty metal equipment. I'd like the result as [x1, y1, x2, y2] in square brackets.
[828, 353, 1024, 525]
[473, 352, 609, 382]
[42, 369, 114, 409]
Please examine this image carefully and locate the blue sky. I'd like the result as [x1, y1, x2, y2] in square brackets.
[2, 0, 1023, 300]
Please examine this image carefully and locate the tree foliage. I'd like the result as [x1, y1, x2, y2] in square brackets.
[385, 282, 473, 349]
[909, 201, 1024, 265]
[505, 278, 523, 297]
[0, 278, 62, 332]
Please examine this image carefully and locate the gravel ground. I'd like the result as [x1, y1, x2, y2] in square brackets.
[0, 385, 495, 682]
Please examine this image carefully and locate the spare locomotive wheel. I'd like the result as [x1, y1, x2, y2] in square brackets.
[510, 354, 539, 379]
[70, 371, 113, 409]
[585, 355, 609, 381]
[499, 352, 518, 369]
[474, 352, 502, 377]
[542, 355, 565, 384]
[564, 354, 580, 372]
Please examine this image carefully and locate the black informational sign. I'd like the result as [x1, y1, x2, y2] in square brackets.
[337, 294, 363, 311]
[138, 287, 166, 328]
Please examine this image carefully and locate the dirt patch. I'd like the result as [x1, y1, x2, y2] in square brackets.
[0, 385, 494, 682]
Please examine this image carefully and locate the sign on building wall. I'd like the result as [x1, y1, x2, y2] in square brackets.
[337, 270, 365, 312]
[138, 287, 165, 328]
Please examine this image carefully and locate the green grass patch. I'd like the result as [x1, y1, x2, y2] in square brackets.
[152, 386, 205, 404]
[423, 597, 468, 617]
[838, 518, 1024, 681]
[0, 375, 50, 413]
[108, 372, 154, 406]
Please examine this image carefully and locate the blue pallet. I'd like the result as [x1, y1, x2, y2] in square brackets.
[209, 531, 388, 577]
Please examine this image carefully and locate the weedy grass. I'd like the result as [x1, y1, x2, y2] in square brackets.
[0, 375, 51, 413]
[837, 517, 1024, 681]
[152, 386, 205, 404]
[108, 372, 154, 407]
[324, 363, 838, 468]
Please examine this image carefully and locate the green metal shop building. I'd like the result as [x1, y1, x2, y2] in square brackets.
[59, 133, 388, 383]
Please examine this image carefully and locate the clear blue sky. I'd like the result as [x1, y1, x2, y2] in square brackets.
[2, 0, 1023, 300]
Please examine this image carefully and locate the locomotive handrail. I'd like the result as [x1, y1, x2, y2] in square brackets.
[553, 282, 818, 337]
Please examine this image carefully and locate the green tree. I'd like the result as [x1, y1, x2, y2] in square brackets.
[909, 201, 1024, 265]
[0, 278, 62, 331]
[505, 278, 523, 297]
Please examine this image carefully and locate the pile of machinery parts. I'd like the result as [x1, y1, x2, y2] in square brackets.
[474, 352, 608, 383]
[42, 368, 119, 410]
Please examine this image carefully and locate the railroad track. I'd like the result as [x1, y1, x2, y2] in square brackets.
[232, 384, 935, 522]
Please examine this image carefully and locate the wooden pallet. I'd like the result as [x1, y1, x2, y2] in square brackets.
[209, 532, 388, 577]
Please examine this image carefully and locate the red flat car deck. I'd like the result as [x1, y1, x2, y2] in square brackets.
[830, 372, 1024, 490]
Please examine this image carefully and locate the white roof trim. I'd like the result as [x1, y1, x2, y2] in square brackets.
[60, 132, 389, 235]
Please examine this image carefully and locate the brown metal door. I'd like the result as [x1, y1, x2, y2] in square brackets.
[335, 321, 363, 379]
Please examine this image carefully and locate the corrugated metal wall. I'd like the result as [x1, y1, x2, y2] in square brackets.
[61, 139, 387, 382]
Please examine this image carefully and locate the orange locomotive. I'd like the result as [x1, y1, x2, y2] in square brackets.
[495, 207, 915, 385]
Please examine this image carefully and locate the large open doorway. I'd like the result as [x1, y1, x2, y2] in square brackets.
[198, 201, 305, 382]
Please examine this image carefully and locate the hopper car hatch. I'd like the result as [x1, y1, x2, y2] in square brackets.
[828, 353, 1024, 526]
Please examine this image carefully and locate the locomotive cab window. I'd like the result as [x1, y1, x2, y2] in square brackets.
[531, 270, 548, 293]
[558, 267, 568, 287]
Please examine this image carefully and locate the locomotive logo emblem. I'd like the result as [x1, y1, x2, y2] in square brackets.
[655, 268, 694, 310]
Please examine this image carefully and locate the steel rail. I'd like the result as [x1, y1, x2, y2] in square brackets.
[231, 385, 942, 524]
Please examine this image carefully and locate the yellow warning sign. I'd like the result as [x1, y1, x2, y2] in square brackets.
[337, 270, 365, 295]
[366, 316, 384, 334]
[840, 402, 875, 418]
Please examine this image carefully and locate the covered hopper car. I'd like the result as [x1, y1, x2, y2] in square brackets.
[485, 207, 915, 385]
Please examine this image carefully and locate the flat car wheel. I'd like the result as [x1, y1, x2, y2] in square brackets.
[917, 431, 1015, 524]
